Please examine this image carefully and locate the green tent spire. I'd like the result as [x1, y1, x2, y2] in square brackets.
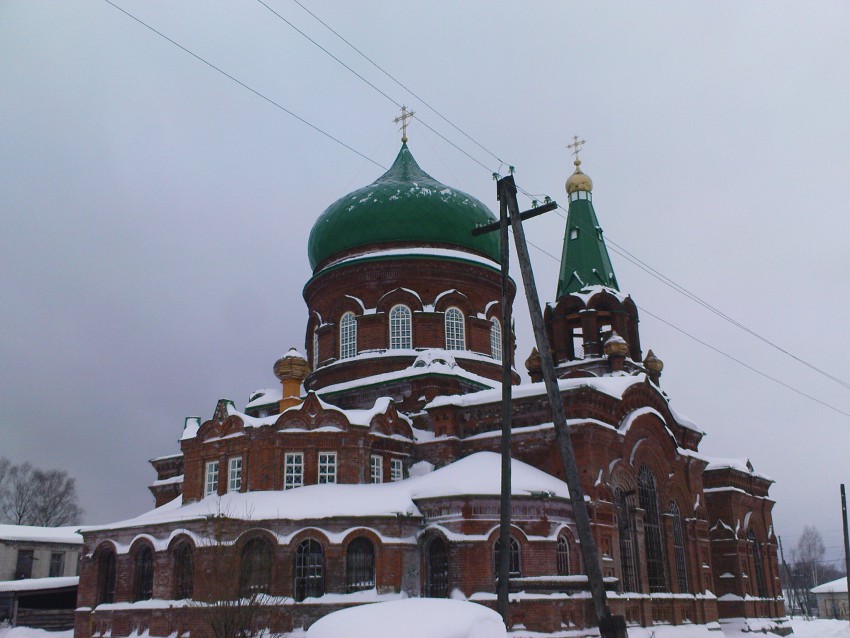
[556, 161, 619, 299]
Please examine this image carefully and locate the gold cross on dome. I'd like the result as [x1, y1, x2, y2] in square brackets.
[567, 135, 586, 161]
[393, 105, 416, 143]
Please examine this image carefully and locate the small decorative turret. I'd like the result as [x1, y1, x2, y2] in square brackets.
[274, 348, 310, 411]
[643, 349, 664, 385]
[604, 331, 629, 373]
[525, 347, 542, 383]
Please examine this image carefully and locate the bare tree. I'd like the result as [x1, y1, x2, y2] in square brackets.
[0, 458, 83, 526]
[793, 525, 826, 587]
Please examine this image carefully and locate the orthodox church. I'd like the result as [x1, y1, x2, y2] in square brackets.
[74, 137, 785, 636]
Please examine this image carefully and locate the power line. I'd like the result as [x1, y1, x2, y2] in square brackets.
[101, 0, 386, 170]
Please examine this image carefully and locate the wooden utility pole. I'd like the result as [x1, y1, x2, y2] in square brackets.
[478, 175, 626, 637]
[841, 484, 850, 626]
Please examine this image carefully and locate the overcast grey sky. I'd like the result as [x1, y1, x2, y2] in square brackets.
[2, 1, 848, 562]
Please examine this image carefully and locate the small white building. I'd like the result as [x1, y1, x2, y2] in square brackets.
[0, 525, 83, 581]
[811, 576, 849, 620]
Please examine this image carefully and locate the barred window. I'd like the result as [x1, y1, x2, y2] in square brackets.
[557, 535, 570, 576]
[390, 458, 403, 482]
[205, 460, 219, 496]
[670, 502, 689, 593]
[173, 542, 194, 599]
[285, 452, 304, 489]
[749, 529, 768, 597]
[97, 550, 116, 604]
[340, 312, 357, 359]
[318, 452, 337, 484]
[490, 317, 502, 361]
[389, 305, 412, 349]
[294, 539, 324, 601]
[240, 538, 272, 596]
[494, 536, 521, 579]
[370, 454, 383, 483]
[132, 546, 154, 601]
[228, 456, 242, 492]
[345, 537, 375, 592]
[444, 307, 465, 350]
[425, 537, 449, 598]
[313, 328, 319, 371]
[638, 466, 667, 592]
[615, 487, 639, 592]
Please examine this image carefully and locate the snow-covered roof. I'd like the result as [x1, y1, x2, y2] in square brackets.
[0, 524, 83, 545]
[0, 576, 79, 593]
[426, 374, 647, 410]
[811, 576, 848, 594]
[305, 598, 506, 638]
[704, 457, 772, 481]
[246, 388, 282, 409]
[85, 452, 570, 532]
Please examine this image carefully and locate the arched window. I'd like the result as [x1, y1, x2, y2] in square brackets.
[669, 502, 689, 593]
[490, 317, 502, 361]
[557, 535, 571, 576]
[638, 466, 667, 592]
[96, 550, 116, 605]
[345, 537, 375, 592]
[445, 307, 465, 350]
[389, 305, 412, 349]
[132, 545, 154, 601]
[493, 536, 521, 580]
[312, 328, 319, 371]
[615, 487, 639, 592]
[239, 538, 272, 596]
[294, 539, 324, 601]
[425, 537, 449, 598]
[339, 312, 357, 359]
[173, 542, 194, 599]
[748, 529, 768, 598]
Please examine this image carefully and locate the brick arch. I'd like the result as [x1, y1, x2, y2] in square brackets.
[305, 310, 324, 336]
[554, 524, 582, 574]
[375, 287, 424, 314]
[433, 289, 472, 315]
[551, 294, 587, 318]
[232, 527, 279, 551]
[340, 528, 383, 550]
[285, 527, 332, 549]
[197, 420, 222, 442]
[165, 531, 198, 552]
[128, 535, 156, 556]
[608, 459, 637, 493]
[219, 414, 244, 437]
[622, 410, 679, 469]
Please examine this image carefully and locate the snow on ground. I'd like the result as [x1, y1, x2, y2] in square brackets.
[1, 617, 847, 638]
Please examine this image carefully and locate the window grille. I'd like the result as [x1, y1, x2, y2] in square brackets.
[444, 307, 465, 350]
[670, 502, 689, 593]
[312, 328, 319, 370]
[557, 536, 570, 576]
[318, 452, 337, 484]
[173, 543, 194, 599]
[205, 460, 219, 496]
[339, 312, 357, 359]
[132, 546, 154, 601]
[285, 452, 303, 489]
[97, 551, 116, 604]
[228, 457, 242, 492]
[638, 466, 667, 592]
[749, 529, 768, 597]
[390, 458, 403, 482]
[239, 538, 272, 596]
[294, 540, 324, 601]
[345, 537, 375, 592]
[490, 317, 502, 361]
[615, 487, 639, 592]
[425, 537, 449, 598]
[494, 537, 521, 579]
[389, 305, 412, 349]
[370, 454, 383, 483]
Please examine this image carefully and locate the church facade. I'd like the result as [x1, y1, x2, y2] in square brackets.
[74, 142, 784, 636]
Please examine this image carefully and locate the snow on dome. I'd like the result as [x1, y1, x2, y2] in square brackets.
[284, 347, 306, 360]
[87, 452, 569, 532]
[305, 598, 506, 638]
[246, 388, 282, 408]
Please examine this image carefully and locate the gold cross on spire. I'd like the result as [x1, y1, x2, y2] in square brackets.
[567, 135, 586, 163]
[393, 105, 415, 143]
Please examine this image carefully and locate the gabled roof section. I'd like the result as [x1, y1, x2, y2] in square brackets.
[556, 196, 618, 299]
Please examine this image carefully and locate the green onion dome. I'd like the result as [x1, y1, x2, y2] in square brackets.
[308, 143, 500, 271]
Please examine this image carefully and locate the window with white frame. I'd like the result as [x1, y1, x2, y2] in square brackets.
[444, 307, 465, 350]
[490, 317, 502, 361]
[313, 328, 319, 370]
[205, 460, 219, 496]
[370, 454, 383, 483]
[389, 305, 412, 349]
[228, 456, 242, 492]
[340, 312, 357, 359]
[318, 452, 337, 484]
[285, 452, 304, 489]
[390, 458, 403, 482]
